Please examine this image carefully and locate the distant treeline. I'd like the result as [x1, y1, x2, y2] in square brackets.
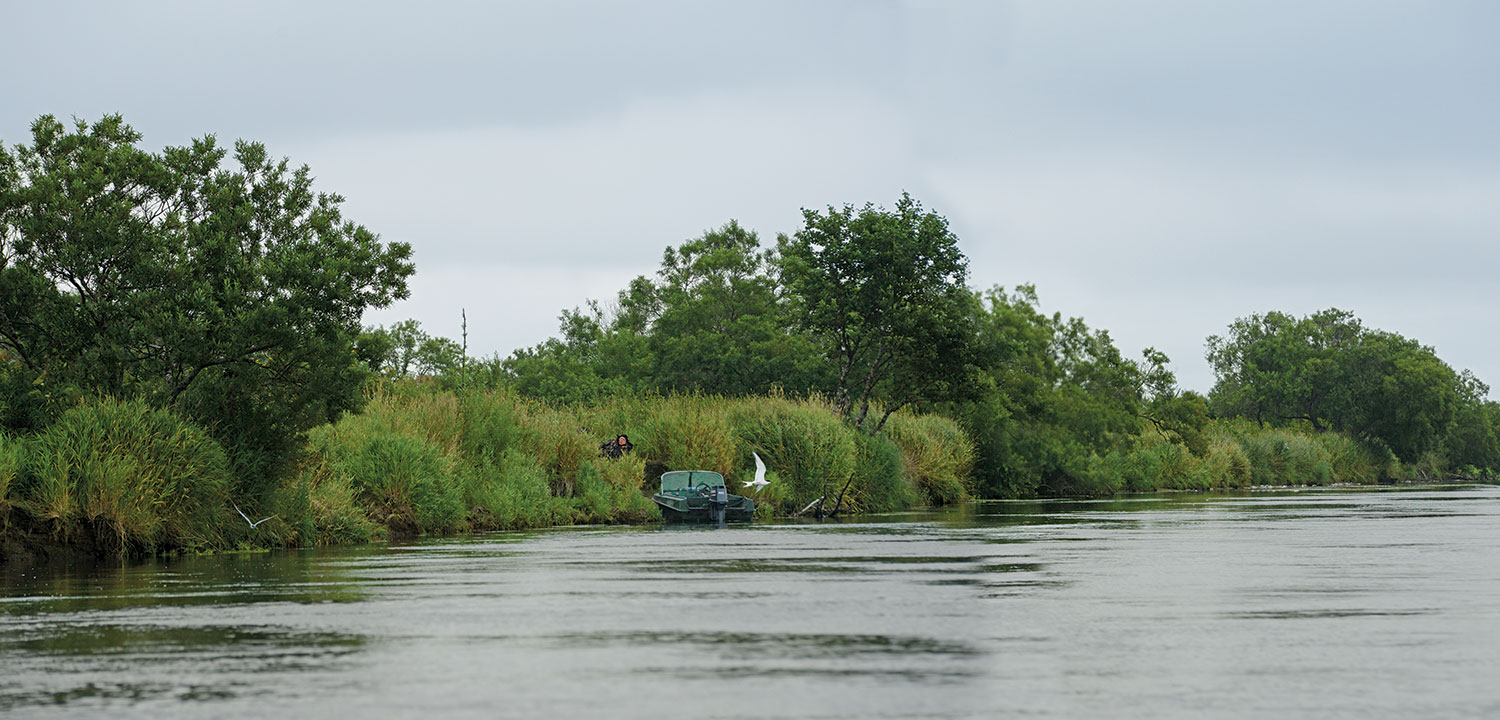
[2, 115, 1496, 559]
[375, 213, 1500, 496]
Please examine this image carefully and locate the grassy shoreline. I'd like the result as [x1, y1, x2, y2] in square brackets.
[0, 380, 1444, 563]
[0, 382, 976, 560]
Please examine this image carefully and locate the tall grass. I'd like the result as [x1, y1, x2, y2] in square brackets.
[0, 433, 22, 528]
[304, 415, 465, 534]
[289, 384, 961, 537]
[0, 382, 975, 555]
[15, 399, 233, 555]
[729, 395, 857, 512]
[882, 412, 975, 505]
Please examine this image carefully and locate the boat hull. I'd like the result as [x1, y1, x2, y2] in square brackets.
[652, 492, 755, 522]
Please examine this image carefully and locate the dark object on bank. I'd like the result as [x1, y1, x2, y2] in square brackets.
[599, 434, 633, 459]
[652, 470, 754, 523]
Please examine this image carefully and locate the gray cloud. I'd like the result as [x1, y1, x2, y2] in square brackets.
[4, 1, 1496, 395]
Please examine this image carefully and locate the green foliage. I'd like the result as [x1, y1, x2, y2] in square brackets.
[0, 432, 21, 520]
[779, 193, 980, 430]
[729, 395, 857, 513]
[1443, 374, 1500, 478]
[953, 285, 1147, 497]
[628, 397, 738, 478]
[1212, 423, 1333, 486]
[500, 222, 830, 402]
[462, 450, 572, 530]
[0, 114, 413, 489]
[643, 222, 829, 396]
[269, 459, 378, 547]
[882, 412, 974, 505]
[1207, 309, 1462, 462]
[15, 399, 233, 555]
[850, 432, 915, 513]
[306, 416, 464, 534]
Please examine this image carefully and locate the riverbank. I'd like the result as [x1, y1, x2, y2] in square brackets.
[0, 382, 976, 560]
[0, 379, 1454, 563]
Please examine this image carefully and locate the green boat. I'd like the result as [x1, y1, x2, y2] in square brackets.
[652, 470, 755, 522]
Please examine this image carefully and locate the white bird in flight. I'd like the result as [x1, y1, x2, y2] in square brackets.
[233, 501, 277, 529]
[743, 452, 771, 493]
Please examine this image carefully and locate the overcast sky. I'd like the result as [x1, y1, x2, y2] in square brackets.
[4, 1, 1497, 394]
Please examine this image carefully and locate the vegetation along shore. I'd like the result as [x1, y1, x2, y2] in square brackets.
[2, 116, 1497, 560]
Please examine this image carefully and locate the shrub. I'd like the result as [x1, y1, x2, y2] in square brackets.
[882, 412, 974, 505]
[307, 416, 464, 534]
[19, 399, 233, 555]
[730, 396, 856, 513]
[0, 433, 23, 526]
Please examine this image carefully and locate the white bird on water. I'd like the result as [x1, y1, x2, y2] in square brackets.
[742, 452, 771, 493]
[232, 501, 277, 529]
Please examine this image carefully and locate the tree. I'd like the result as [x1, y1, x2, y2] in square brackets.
[1445, 371, 1500, 477]
[502, 301, 648, 404]
[1206, 308, 1461, 461]
[503, 222, 829, 401]
[639, 221, 825, 396]
[0, 115, 413, 489]
[778, 193, 979, 430]
[954, 285, 1147, 496]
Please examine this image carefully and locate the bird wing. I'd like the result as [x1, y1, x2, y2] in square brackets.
[232, 501, 253, 526]
[753, 451, 767, 486]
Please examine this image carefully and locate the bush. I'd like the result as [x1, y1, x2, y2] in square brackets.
[0, 433, 22, 526]
[882, 412, 974, 505]
[306, 416, 464, 534]
[730, 396, 857, 513]
[18, 399, 233, 555]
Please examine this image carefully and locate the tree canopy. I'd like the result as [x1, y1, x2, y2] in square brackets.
[0, 115, 413, 488]
[1206, 308, 1461, 461]
[778, 193, 980, 430]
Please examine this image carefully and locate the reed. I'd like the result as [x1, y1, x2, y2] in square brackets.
[1201, 437, 1253, 488]
[1217, 425, 1332, 486]
[850, 431, 916, 512]
[728, 395, 857, 512]
[1310, 431, 1383, 484]
[268, 381, 971, 540]
[271, 458, 380, 546]
[881, 411, 975, 504]
[0, 433, 21, 525]
[305, 415, 465, 534]
[17, 399, 233, 555]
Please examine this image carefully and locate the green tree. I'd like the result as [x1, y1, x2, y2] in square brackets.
[502, 301, 648, 404]
[1206, 308, 1461, 461]
[953, 285, 1149, 497]
[0, 115, 413, 489]
[504, 222, 828, 401]
[1445, 371, 1500, 477]
[638, 221, 825, 396]
[778, 193, 979, 430]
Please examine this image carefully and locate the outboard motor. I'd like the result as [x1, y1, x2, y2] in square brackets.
[709, 486, 729, 523]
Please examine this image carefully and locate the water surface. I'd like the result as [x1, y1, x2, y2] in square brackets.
[4, 485, 1498, 718]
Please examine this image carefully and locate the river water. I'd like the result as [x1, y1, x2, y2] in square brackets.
[3, 485, 1498, 719]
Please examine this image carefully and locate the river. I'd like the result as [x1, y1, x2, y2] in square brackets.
[3, 485, 1498, 718]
